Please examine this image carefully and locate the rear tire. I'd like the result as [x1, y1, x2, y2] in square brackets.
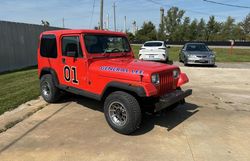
[104, 91, 141, 135]
[166, 57, 169, 63]
[40, 74, 61, 103]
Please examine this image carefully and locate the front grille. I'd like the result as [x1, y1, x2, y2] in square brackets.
[158, 71, 174, 96]
[197, 55, 207, 58]
[195, 60, 208, 63]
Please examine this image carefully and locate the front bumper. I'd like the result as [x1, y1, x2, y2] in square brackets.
[139, 51, 168, 61]
[187, 57, 215, 65]
[154, 89, 192, 112]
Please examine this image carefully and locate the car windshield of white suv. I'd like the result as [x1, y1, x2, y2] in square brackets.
[186, 44, 209, 52]
[144, 42, 163, 47]
[84, 35, 131, 54]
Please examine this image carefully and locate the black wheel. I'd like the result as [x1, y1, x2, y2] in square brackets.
[166, 57, 169, 63]
[184, 59, 188, 66]
[40, 74, 61, 103]
[179, 55, 182, 62]
[104, 91, 141, 135]
[209, 64, 215, 67]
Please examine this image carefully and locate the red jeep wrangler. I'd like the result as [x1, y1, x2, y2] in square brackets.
[38, 29, 192, 134]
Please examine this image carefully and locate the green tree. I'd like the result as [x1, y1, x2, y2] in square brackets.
[220, 16, 235, 40]
[179, 17, 190, 41]
[188, 19, 198, 41]
[164, 7, 185, 41]
[205, 16, 220, 41]
[197, 18, 206, 40]
[126, 32, 135, 42]
[232, 23, 246, 40]
[138, 7, 250, 42]
[135, 21, 157, 42]
[240, 13, 250, 35]
[157, 23, 166, 41]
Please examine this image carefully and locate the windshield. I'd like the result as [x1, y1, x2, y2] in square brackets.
[84, 35, 131, 54]
[186, 44, 209, 52]
[144, 42, 163, 47]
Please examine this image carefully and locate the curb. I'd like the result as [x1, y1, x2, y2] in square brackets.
[0, 96, 48, 133]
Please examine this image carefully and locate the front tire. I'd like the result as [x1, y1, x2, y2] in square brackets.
[104, 91, 141, 135]
[179, 54, 182, 62]
[40, 74, 61, 103]
[184, 58, 188, 66]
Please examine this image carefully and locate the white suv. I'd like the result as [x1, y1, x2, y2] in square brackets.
[139, 41, 169, 62]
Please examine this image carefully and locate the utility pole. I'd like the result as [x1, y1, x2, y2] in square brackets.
[132, 21, 137, 35]
[160, 7, 164, 26]
[107, 14, 109, 30]
[104, 21, 107, 30]
[100, 0, 103, 30]
[113, 2, 116, 31]
[124, 16, 127, 33]
[62, 18, 65, 28]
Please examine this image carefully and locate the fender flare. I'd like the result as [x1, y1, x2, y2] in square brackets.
[39, 68, 59, 86]
[101, 81, 146, 99]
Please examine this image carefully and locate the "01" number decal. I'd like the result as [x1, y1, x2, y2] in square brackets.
[64, 65, 79, 84]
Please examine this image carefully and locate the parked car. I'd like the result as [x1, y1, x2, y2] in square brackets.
[139, 41, 170, 62]
[179, 43, 215, 66]
[38, 30, 192, 134]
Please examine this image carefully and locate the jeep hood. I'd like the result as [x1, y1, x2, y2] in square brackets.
[89, 57, 178, 82]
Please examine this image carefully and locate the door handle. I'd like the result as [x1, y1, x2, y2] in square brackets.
[62, 58, 66, 64]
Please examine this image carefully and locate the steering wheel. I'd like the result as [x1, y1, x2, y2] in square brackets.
[111, 48, 121, 52]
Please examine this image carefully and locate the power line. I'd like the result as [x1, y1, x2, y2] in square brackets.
[145, 0, 230, 18]
[203, 0, 250, 9]
[146, 0, 163, 6]
[89, 0, 96, 28]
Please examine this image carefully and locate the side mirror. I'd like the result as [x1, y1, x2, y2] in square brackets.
[67, 51, 77, 57]
[166, 46, 171, 49]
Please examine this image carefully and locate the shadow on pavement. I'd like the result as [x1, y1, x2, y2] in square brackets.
[133, 103, 199, 135]
[0, 95, 198, 153]
[69, 95, 199, 136]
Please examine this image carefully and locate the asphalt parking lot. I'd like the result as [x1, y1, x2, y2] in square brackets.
[0, 66, 250, 161]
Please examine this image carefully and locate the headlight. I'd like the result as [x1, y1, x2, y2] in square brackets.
[189, 54, 196, 58]
[209, 54, 215, 58]
[173, 70, 179, 79]
[151, 74, 160, 84]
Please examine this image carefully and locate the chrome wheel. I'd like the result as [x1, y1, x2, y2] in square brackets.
[41, 82, 50, 97]
[108, 101, 127, 127]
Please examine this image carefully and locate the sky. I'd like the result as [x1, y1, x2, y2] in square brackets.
[0, 0, 250, 31]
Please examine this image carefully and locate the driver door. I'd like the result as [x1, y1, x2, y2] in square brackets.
[59, 34, 87, 89]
